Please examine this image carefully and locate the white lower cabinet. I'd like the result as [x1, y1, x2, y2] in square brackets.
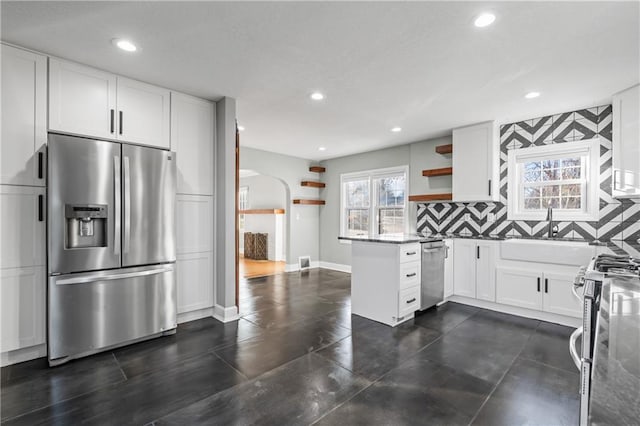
[351, 241, 421, 327]
[453, 239, 496, 302]
[0, 266, 45, 353]
[177, 252, 213, 314]
[496, 266, 581, 318]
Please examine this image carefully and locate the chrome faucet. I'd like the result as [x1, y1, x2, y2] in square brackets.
[546, 206, 559, 238]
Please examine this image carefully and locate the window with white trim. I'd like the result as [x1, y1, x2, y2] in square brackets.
[507, 138, 600, 221]
[341, 166, 408, 237]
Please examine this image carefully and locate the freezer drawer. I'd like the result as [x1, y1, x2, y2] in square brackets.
[48, 264, 176, 364]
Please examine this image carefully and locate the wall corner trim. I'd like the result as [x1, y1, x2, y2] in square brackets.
[213, 304, 240, 323]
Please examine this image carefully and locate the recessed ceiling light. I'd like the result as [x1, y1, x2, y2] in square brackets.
[112, 38, 137, 52]
[237, 125, 245, 131]
[525, 91, 541, 99]
[310, 92, 324, 101]
[391, 127, 402, 133]
[318, 147, 326, 151]
[474, 13, 496, 28]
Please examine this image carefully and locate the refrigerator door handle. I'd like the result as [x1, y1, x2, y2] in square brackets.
[54, 265, 173, 285]
[123, 156, 131, 254]
[114, 156, 121, 256]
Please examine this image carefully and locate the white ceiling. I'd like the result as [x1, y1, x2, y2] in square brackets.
[2, 1, 638, 161]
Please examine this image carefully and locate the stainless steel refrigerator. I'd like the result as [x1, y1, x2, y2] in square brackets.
[47, 134, 177, 366]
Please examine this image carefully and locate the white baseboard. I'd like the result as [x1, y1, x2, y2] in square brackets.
[1, 344, 47, 367]
[318, 261, 351, 273]
[177, 307, 214, 324]
[447, 295, 582, 328]
[213, 304, 240, 323]
[284, 260, 320, 272]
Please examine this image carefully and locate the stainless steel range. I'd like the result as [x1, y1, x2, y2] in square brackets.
[47, 134, 177, 366]
[571, 253, 640, 425]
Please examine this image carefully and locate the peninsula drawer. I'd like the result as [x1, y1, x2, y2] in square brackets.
[399, 243, 421, 264]
[398, 286, 420, 318]
[399, 262, 420, 290]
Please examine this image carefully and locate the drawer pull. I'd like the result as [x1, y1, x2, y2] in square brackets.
[406, 251, 416, 256]
[406, 298, 416, 304]
[406, 272, 417, 278]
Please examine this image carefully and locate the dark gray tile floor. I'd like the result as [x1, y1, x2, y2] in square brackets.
[0, 269, 579, 425]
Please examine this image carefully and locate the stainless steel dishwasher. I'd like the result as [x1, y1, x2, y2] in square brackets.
[420, 240, 446, 310]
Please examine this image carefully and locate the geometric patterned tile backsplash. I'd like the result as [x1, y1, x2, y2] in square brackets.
[416, 104, 640, 258]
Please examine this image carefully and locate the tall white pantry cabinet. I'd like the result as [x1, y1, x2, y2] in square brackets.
[1, 44, 48, 365]
[171, 92, 216, 319]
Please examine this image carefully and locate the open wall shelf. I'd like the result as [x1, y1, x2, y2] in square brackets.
[309, 166, 326, 173]
[293, 199, 325, 205]
[240, 209, 285, 215]
[408, 193, 453, 202]
[435, 144, 453, 154]
[301, 181, 326, 188]
[422, 167, 452, 177]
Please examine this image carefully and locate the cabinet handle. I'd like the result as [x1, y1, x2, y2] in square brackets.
[406, 273, 417, 278]
[537, 277, 541, 292]
[406, 251, 416, 256]
[545, 278, 548, 293]
[476, 246, 480, 259]
[37, 152, 43, 179]
[406, 298, 416, 304]
[119, 111, 123, 135]
[110, 109, 115, 133]
[38, 195, 43, 222]
[488, 179, 492, 196]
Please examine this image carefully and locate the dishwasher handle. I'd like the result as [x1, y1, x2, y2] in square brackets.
[569, 327, 583, 371]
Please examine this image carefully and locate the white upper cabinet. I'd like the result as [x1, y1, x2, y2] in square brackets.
[49, 58, 170, 149]
[49, 57, 117, 140]
[612, 84, 640, 198]
[171, 92, 215, 194]
[117, 77, 170, 149]
[452, 121, 499, 202]
[1, 44, 47, 186]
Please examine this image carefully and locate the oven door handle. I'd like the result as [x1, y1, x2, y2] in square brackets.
[569, 326, 583, 371]
[572, 283, 584, 303]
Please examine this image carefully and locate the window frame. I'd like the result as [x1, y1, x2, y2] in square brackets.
[507, 138, 600, 221]
[238, 186, 249, 231]
[340, 165, 409, 238]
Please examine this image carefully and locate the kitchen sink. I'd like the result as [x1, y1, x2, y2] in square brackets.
[501, 238, 596, 265]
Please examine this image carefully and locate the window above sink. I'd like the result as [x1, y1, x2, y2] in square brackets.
[507, 138, 600, 221]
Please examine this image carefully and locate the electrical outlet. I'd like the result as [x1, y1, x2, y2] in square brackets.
[464, 213, 470, 221]
[487, 213, 495, 223]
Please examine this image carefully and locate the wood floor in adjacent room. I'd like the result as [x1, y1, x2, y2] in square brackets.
[239, 255, 285, 278]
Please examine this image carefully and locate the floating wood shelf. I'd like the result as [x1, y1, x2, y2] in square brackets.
[301, 181, 326, 188]
[422, 167, 453, 177]
[309, 166, 326, 173]
[435, 144, 453, 155]
[240, 209, 285, 215]
[293, 199, 325, 205]
[408, 193, 453, 202]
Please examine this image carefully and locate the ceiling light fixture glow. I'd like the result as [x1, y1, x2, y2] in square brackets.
[112, 38, 137, 52]
[310, 92, 324, 101]
[318, 147, 326, 151]
[391, 127, 402, 133]
[474, 13, 496, 28]
[525, 91, 541, 99]
[237, 125, 245, 131]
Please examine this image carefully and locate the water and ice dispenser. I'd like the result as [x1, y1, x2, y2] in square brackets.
[65, 204, 108, 248]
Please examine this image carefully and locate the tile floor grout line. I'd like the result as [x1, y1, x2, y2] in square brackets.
[210, 351, 249, 382]
[111, 351, 128, 381]
[466, 321, 540, 425]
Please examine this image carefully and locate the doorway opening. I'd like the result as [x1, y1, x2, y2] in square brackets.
[238, 170, 287, 279]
